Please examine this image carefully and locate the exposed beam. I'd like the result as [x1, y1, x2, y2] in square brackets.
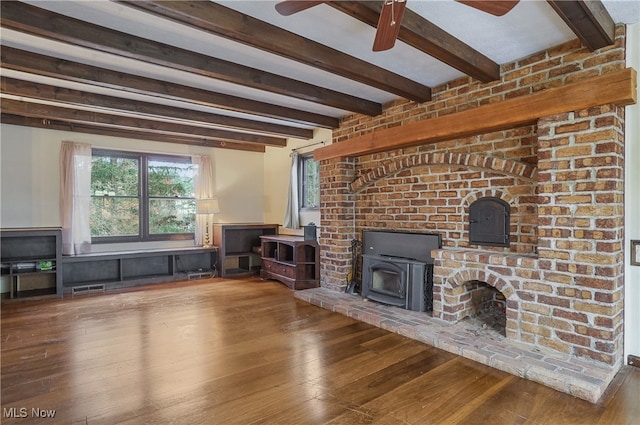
[547, 0, 615, 51]
[1, 47, 339, 129]
[314, 68, 637, 160]
[0, 1, 382, 116]
[1, 98, 287, 147]
[118, 1, 432, 102]
[1, 77, 313, 140]
[330, 2, 500, 82]
[1, 114, 265, 152]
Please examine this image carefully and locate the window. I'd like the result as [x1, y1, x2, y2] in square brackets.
[299, 154, 320, 209]
[90, 149, 196, 242]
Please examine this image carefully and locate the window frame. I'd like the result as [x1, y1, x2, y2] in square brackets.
[90, 149, 196, 243]
[298, 154, 320, 211]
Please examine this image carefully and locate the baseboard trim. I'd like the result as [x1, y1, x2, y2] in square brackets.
[628, 355, 640, 368]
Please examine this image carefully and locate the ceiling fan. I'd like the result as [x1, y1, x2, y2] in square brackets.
[275, 0, 519, 51]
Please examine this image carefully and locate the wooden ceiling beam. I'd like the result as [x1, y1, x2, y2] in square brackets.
[1, 77, 313, 140]
[314, 68, 637, 160]
[330, 2, 500, 82]
[1, 114, 265, 152]
[1, 47, 338, 129]
[0, 1, 382, 116]
[118, 1, 432, 102]
[547, 0, 615, 51]
[1, 98, 287, 147]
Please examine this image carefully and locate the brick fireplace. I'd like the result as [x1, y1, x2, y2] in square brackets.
[314, 27, 630, 380]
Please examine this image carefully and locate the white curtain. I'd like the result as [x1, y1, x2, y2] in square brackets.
[192, 154, 215, 246]
[60, 141, 92, 255]
[283, 152, 300, 229]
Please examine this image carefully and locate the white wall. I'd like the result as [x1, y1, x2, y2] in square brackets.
[624, 22, 640, 361]
[263, 128, 331, 234]
[1, 125, 62, 227]
[0, 124, 265, 251]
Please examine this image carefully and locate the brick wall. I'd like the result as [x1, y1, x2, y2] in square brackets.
[535, 105, 625, 363]
[318, 158, 356, 291]
[318, 27, 627, 366]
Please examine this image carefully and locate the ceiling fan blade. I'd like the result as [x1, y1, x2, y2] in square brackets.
[275, 1, 325, 16]
[373, 0, 407, 52]
[455, 1, 519, 17]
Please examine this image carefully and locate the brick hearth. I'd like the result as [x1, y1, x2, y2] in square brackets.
[311, 26, 629, 400]
[294, 287, 617, 403]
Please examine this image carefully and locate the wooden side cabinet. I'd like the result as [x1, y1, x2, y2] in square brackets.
[260, 235, 319, 290]
[213, 223, 278, 278]
[1, 228, 63, 299]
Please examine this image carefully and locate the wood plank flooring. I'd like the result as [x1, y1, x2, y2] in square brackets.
[1, 277, 638, 424]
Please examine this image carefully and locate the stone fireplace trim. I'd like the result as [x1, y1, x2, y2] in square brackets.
[350, 152, 537, 193]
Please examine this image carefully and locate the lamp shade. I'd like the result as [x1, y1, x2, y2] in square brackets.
[196, 197, 220, 214]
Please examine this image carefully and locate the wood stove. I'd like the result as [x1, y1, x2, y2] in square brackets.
[361, 230, 440, 312]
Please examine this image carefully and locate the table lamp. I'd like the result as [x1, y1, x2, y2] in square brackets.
[196, 197, 220, 248]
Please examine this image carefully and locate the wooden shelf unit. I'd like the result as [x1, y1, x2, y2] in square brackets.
[260, 235, 319, 290]
[1, 228, 63, 299]
[62, 247, 217, 295]
[213, 223, 278, 278]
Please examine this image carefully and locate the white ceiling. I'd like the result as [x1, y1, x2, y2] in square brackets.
[2, 0, 639, 145]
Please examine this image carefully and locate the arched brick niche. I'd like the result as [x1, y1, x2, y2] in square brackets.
[350, 152, 537, 193]
[351, 151, 539, 255]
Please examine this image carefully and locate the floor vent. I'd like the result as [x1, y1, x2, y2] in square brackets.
[187, 268, 216, 280]
[71, 284, 106, 296]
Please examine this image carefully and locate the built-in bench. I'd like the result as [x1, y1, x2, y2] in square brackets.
[62, 246, 217, 295]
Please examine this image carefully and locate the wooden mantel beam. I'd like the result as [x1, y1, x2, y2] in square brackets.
[314, 68, 637, 161]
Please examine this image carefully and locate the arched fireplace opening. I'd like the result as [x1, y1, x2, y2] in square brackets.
[460, 280, 507, 336]
[439, 278, 508, 337]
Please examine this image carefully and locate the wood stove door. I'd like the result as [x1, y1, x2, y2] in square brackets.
[362, 255, 408, 307]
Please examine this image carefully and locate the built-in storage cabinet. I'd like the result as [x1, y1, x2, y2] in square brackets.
[62, 247, 217, 295]
[213, 223, 278, 278]
[1, 228, 63, 299]
[260, 235, 319, 290]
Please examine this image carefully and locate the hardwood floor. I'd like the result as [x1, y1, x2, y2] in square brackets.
[1, 278, 638, 424]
